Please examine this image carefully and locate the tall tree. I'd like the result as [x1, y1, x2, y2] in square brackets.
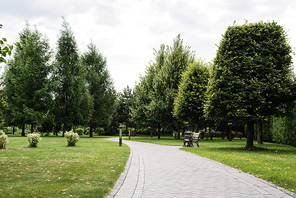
[132, 35, 195, 138]
[0, 87, 6, 129]
[53, 18, 88, 135]
[118, 86, 134, 135]
[149, 34, 194, 138]
[207, 21, 295, 149]
[82, 42, 116, 137]
[2, 24, 53, 135]
[173, 59, 210, 132]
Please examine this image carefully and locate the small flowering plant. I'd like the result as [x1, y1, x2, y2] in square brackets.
[65, 130, 79, 146]
[0, 130, 9, 149]
[27, 132, 41, 147]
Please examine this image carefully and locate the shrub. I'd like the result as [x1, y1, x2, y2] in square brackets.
[231, 130, 236, 139]
[236, 132, 243, 139]
[76, 128, 84, 135]
[221, 132, 226, 139]
[204, 132, 209, 140]
[0, 130, 9, 149]
[96, 127, 104, 136]
[65, 130, 79, 146]
[199, 131, 205, 139]
[84, 127, 90, 135]
[215, 131, 221, 138]
[27, 133, 41, 147]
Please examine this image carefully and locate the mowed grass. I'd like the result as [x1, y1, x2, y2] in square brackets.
[129, 135, 296, 193]
[0, 135, 130, 198]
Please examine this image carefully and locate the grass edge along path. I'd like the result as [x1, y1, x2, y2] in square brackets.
[128, 136, 296, 193]
[0, 136, 130, 198]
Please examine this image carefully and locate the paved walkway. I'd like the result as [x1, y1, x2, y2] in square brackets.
[106, 138, 296, 198]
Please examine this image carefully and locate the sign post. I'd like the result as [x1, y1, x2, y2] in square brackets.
[119, 125, 122, 146]
[129, 128, 131, 140]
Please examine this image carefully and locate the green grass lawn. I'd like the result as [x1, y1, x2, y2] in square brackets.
[128, 135, 296, 193]
[0, 135, 130, 198]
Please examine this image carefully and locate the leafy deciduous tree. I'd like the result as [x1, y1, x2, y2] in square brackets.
[173, 59, 210, 132]
[0, 24, 13, 63]
[207, 21, 295, 149]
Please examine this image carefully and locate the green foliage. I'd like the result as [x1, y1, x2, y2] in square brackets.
[2, 24, 53, 135]
[27, 132, 41, 147]
[150, 35, 195, 131]
[236, 132, 243, 139]
[53, 18, 89, 132]
[0, 88, 6, 130]
[132, 34, 195, 138]
[0, 24, 13, 63]
[84, 127, 90, 135]
[96, 127, 105, 136]
[0, 130, 9, 149]
[118, 86, 133, 126]
[173, 59, 210, 130]
[82, 42, 116, 137]
[207, 21, 295, 148]
[265, 104, 296, 147]
[64, 130, 79, 146]
[75, 127, 84, 135]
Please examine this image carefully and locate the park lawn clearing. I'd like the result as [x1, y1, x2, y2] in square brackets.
[128, 135, 183, 146]
[129, 136, 296, 193]
[0, 135, 129, 198]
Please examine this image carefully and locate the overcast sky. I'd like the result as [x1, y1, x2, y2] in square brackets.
[1, 0, 296, 92]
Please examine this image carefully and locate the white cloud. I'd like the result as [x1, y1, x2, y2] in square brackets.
[1, 0, 296, 92]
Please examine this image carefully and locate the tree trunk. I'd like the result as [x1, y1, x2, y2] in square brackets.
[157, 123, 160, 139]
[177, 121, 181, 139]
[22, 124, 25, 136]
[228, 124, 233, 141]
[62, 126, 65, 137]
[194, 124, 198, 134]
[126, 125, 128, 136]
[246, 120, 255, 149]
[150, 127, 153, 137]
[257, 119, 263, 144]
[89, 126, 93, 137]
[31, 124, 34, 133]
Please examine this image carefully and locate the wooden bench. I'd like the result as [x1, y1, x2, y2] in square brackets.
[192, 132, 200, 147]
[183, 131, 193, 147]
[183, 132, 200, 147]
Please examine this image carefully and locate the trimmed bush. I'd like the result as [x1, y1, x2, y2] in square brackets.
[76, 128, 84, 135]
[236, 132, 243, 139]
[0, 130, 9, 149]
[27, 133, 41, 147]
[84, 127, 90, 135]
[65, 130, 79, 146]
[96, 127, 104, 136]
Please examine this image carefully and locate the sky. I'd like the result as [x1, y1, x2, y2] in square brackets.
[1, 0, 296, 92]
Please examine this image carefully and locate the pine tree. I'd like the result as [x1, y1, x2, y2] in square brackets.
[53, 18, 89, 135]
[2, 24, 53, 135]
[82, 42, 116, 137]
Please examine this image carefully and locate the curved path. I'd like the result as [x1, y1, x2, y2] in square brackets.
[106, 138, 295, 198]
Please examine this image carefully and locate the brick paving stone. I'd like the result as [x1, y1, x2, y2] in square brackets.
[105, 138, 296, 198]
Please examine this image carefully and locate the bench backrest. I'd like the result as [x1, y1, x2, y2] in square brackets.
[192, 133, 200, 139]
